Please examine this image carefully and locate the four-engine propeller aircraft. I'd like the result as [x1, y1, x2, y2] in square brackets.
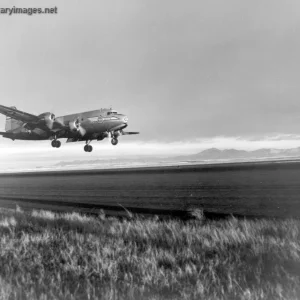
[0, 104, 139, 152]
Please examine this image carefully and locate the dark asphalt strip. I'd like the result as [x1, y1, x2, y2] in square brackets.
[0, 196, 287, 220]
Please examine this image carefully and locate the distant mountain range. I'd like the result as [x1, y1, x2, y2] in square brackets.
[53, 147, 300, 168]
[173, 147, 300, 161]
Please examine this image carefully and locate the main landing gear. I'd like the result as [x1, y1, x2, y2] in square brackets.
[84, 141, 93, 152]
[51, 140, 61, 148]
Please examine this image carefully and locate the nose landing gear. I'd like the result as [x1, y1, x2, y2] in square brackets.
[51, 140, 61, 148]
[111, 138, 118, 146]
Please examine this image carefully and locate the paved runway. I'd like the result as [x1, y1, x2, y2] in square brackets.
[1, 161, 300, 218]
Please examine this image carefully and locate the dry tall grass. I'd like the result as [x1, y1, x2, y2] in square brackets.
[0, 208, 299, 300]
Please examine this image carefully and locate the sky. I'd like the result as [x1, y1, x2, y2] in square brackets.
[1, 0, 300, 170]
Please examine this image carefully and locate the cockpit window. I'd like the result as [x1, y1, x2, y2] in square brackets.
[107, 111, 118, 116]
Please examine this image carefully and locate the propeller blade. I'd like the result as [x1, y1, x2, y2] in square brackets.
[78, 126, 86, 137]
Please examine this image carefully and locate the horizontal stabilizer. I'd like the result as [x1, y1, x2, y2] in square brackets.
[0, 131, 13, 137]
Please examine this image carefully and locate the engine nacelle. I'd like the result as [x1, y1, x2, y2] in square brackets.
[69, 119, 80, 132]
[97, 132, 109, 141]
[38, 112, 55, 130]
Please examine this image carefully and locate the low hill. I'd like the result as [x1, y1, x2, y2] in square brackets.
[174, 147, 300, 161]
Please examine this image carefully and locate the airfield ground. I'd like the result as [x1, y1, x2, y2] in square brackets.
[0, 162, 300, 299]
[1, 161, 300, 219]
[0, 207, 299, 300]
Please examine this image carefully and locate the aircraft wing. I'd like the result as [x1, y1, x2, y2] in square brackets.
[121, 131, 140, 135]
[0, 105, 40, 123]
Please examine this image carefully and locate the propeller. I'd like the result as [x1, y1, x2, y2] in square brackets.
[76, 119, 86, 137]
[78, 125, 86, 137]
[69, 119, 86, 137]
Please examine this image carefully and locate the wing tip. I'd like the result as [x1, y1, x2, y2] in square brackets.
[122, 131, 140, 135]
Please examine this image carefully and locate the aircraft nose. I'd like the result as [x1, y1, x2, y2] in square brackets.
[123, 115, 128, 123]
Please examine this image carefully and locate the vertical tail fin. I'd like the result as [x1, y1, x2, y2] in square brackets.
[5, 106, 23, 131]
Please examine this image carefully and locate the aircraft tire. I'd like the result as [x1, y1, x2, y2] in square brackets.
[84, 145, 89, 152]
[88, 145, 93, 152]
[111, 138, 118, 146]
[51, 140, 57, 148]
[56, 140, 61, 148]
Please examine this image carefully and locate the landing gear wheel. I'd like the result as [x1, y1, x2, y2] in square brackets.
[111, 138, 118, 146]
[52, 140, 61, 148]
[51, 140, 56, 148]
[84, 145, 93, 152]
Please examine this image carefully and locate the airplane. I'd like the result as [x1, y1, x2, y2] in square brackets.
[0, 104, 139, 152]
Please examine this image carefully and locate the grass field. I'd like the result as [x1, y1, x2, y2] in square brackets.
[0, 207, 299, 300]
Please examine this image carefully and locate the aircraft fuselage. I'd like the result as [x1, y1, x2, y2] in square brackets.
[0, 105, 138, 152]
